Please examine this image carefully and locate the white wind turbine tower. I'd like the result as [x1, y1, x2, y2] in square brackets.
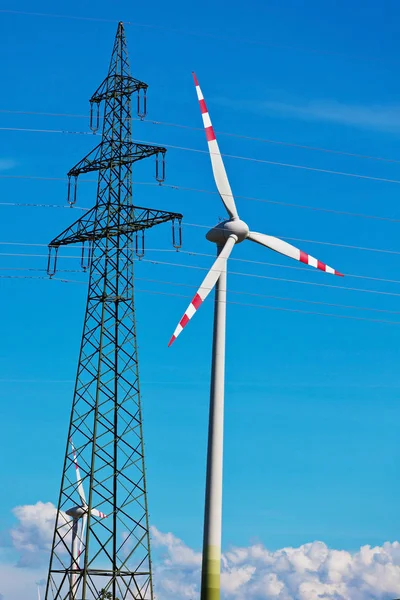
[168, 72, 344, 600]
[66, 439, 107, 600]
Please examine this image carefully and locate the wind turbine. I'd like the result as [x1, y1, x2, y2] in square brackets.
[168, 72, 343, 600]
[66, 439, 107, 599]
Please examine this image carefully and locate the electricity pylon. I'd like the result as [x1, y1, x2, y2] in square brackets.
[45, 22, 182, 600]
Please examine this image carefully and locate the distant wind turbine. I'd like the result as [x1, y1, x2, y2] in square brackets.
[66, 439, 107, 600]
[168, 72, 343, 600]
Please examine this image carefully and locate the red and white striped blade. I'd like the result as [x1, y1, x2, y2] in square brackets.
[91, 508, 107, 519]
[192, 72, 239, 220]
[168, 235, 236, 346]
[247, 231, 343, 276]
[70, 438, 87, 507]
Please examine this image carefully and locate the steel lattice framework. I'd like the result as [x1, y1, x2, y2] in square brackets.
[45, 22, 182, 600]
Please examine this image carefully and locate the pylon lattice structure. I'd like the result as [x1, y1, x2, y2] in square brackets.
[45, 22, 182, 600]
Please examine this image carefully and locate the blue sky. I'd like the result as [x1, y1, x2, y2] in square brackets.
[1, 0, 400, 592]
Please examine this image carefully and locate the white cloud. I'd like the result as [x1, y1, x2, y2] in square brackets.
[218, 96, 400, 133]
[151, 526, 201, 599]
[9, 501, 69, 567]
[3, 504, 400, 600]
[221, 564, 256, 594]
[150, 527, 400, 600]
[151, 526, 202, 568]
[10, 501, 57, 567]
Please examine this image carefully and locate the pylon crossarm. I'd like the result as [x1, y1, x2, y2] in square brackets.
[90, 74, 148, 104]
[48, 205, 182, 248]
[67, 142, 166, 178]
[48, 206, 97, 248]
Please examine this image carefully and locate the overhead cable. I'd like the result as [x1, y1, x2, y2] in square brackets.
[1, 109, 400, 166]
[2, 268, 399, 317]
[1, 273, 399, 326]
[1, 182, 400, 225]
[1, 126, 400, 185]
[2, 253, 400, 300]
[0, 9, 395, 64]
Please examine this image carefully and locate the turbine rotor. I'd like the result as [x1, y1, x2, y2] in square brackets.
[206, 219, 250, 245]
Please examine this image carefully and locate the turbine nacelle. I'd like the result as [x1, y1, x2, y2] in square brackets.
[66, 506, 86, 519]
[206, 219, 249, 245]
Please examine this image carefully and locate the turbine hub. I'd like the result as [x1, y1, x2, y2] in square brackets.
[206, 219, 249, 245]
[66, 506, 86, 519]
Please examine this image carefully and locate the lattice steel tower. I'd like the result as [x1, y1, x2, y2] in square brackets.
[45, 22, 182, 600]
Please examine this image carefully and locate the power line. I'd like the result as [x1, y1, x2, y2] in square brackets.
[103, 139, 400, 186]
[144, 249, 400, 287]
[2, 109, 400, 167]
[7, 242, 400, 285]
[0, 379, 74, 383]
[140, 258, 400, 300]
[0, 243, 397, 290]
[0, 9, 120, 23]
[0, 109, 90, 118]
[3, 223, 400, 258]
[153, 289, 400, 326]
[2, 267, 399, 317]
[2, 252, 400, 300]
[1, 273, 399, 326]
[0, 9, 395, 65]
[0, 125, 96, 136]
[0, 201, 86, 210]
[0, 173, 72, 182]
[135, 278, 400, 316]
[2, 182, 400, 225]
[2, 126, 400, 186]
[159, 249, 400, 286]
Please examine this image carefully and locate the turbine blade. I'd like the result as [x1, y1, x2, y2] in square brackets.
[77, 513, 87, 568]
[192, 72, 239, 220]
[70, 438, 87, 507]
[37, 585, 41, 600]
[90, 508, 107, 519]
[247, 231, 343, 276]
[168, 235, 236, 346]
